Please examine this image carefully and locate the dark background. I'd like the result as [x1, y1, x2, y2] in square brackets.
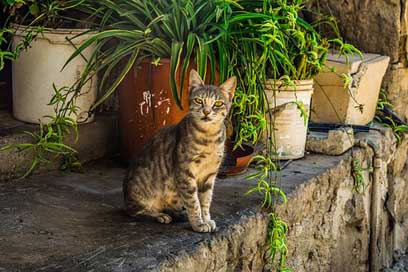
[0, 8, 13, 112]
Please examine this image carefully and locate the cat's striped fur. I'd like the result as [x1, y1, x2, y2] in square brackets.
[123, 70, 236, 232]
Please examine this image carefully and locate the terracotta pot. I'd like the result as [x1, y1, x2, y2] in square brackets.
[119, 58, 217, 161]
[218, 141, 254, 177]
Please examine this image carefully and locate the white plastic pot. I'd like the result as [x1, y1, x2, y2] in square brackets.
[11, 25, 97, 124]
[264, 79, 314, 160]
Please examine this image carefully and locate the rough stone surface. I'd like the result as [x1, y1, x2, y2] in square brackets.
[277, 148, 372, 271]
[306, 127, 354, 155]
[383, 255, 408, 272]
[0, 112, 118, 180]
[308, 0, 402, 63]
[0, 128, 406, 271]
[0, 152, 356, 272]
[387, 136, 408, 259]
[313, 0, 400, 62]
[308, 0, 408, 122]
[383, 65, 408, 122]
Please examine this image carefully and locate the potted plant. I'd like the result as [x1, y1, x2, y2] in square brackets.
[219, 0, 361, 160]
[0, 0, 101, 177]
[65, 0, 233, 160]
[3, 0, 97, 124]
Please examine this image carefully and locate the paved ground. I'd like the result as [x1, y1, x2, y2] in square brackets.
[384, 255, 408, 272]
[0, 154, 347, 271]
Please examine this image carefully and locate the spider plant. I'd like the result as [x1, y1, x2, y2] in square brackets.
[64, 0, 236, 111]
[217, 0, 361, 146]
[216, 1, 361, 269]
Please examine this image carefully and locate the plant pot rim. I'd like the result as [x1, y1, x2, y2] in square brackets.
[10, 23, 96, 36]
[264, 78, 314, 92]
[10, 23, 97, 45]
[264, 78, 314, 85]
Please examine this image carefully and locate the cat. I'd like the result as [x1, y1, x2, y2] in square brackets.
[123, 69, 236, 233]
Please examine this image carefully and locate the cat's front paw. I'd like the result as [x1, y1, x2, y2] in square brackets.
[205, 219, 216, 231]
[191, 221, 216, 233]
[156, 213, 172, 224]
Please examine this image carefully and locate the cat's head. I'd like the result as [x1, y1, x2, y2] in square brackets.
[188, 69, 236, 124]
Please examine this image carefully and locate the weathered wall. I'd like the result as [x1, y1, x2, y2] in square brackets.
[277, 152, 372, 271]
[276, 129, 407, 272]
[158, 214, 269, 272]
[153, 129, 406, 271]
[308, 0, 408, 122]
[387, 136, 408, 259]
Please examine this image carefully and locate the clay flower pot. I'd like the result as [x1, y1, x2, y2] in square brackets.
[118, 58, 217, 161]
[218, 140, 254, 177]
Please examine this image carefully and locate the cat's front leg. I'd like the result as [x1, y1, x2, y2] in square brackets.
[177, 173, 214, 233]
[198, 173, 216, 231]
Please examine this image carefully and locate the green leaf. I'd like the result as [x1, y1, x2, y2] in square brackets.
[169, 41, 184, 110]
[29, 3, 40, 15]
[90, 49, 139, 111]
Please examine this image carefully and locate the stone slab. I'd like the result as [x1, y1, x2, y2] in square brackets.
[0, 154, 349, 272]
[306, 127, 354, 155]
[0, 127, 405, 272]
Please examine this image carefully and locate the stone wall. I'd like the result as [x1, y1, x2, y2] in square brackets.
[308, 0, 408, 122]
[277, 152, 372, 271]
[153, 129, 406, 271]
[276, 129, 408, 271]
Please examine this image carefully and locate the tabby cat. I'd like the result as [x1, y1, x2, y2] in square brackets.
[123, 69, 236, 232]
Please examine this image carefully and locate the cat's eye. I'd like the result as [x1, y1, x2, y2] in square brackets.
[213, 101, 224, 107]
[194, 98, 203, 104]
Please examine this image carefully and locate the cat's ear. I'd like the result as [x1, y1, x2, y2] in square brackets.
[219, 76, 237, 101]
[189, 69, 204, 91]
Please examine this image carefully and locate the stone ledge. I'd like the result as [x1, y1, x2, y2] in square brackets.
[0, 127, 406, 272]
[0, 153, 363, 272]
[0, 112, 119, 181]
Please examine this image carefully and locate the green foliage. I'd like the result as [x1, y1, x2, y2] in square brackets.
[217, 0, 361, 147]
[268, 213, 291, 272]
[246, 153, 290, 270]
[375, 90, 408, 145]
[64, 0, 232, 110]
[376, 90, 393, 111]
[351, 157, 370, 194]
[0, 26, 43, 71]
[291, 101, 308, 125]
[0, 84, 82, 178]
[0, 0, 88, 72]
[3, 0, 86, 28]
[382, 117, 408, 145]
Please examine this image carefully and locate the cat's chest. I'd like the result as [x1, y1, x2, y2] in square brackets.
[191, 143, 224, 171]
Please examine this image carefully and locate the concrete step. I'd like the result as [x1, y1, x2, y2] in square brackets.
[0, 111, 118, 180]
[0, 127, 405, 271]
[0, 153, 350, 272]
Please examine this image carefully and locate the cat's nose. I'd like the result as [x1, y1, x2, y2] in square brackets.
[203, 108, 211, 116]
